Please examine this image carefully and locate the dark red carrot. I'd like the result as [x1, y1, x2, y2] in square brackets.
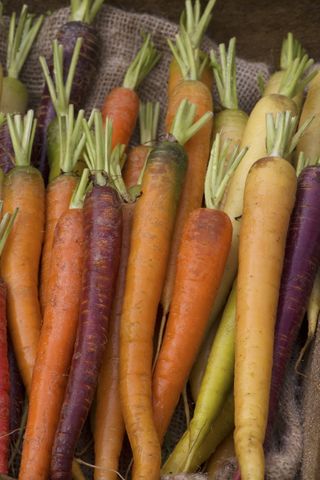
[266, 163, 320, 441]
[50, 113, 123, 479]
[33, 0, 103, 179]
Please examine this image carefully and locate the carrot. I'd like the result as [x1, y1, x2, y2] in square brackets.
[262, 33, 308, 110]
[94, 201, 134, 480]
[153, 135, 246, 443]
[38, 38, 83, 183]
[159, 29, 213, 356]
[123, 101, 160, 190]
[168, 0, 217, 96]
[33, 0, 104, 179]
[207, 434, 235, 479]
[234, 112, 298, 480]
[1, 110, 45, 394]
[51, 114, 124, 479]
[0, 4, 43, 114]
[38, 43, 85, 311]
[18, 167, 89, 480]
[210, 38, 248, 150]
[0, 208, 18, 475]
[208, 54, 315, 333]
[162, 390, 235, 474]
[102, 34, 160, 149]
[120, 99, 212, 480]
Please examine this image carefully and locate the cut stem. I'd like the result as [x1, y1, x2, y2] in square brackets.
[180, 0, 217, 48]
[70, 167, 90, 209]
[58, 105, 86, 174]
[6, 5, 43, 79]
[139, 101, 160, 146]
[205, 133, 247, 209]
[280, 32, 306, 70]
[70, 0, 106, 24]
[210, 38, 238, 110]
[7, 109, 36, 166]
[279, 54, 317, 98]
[39, 38, 83, 116]
[169, 98, 213, 146]
[123, 34, 161, 91]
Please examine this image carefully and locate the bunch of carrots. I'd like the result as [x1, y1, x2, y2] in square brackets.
[0, 1, 320, 480]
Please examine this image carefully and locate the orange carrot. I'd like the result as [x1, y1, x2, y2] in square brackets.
[94, 202, 134, 480]
[19, 178, 87, 480]
[123, 101, 160, 190]
[120, 100, 212, 480]
[1, 111, 44, 394]
[102, 34, 160, 149]
[152, 208, 232, 441]
[158, 30, 213, 356]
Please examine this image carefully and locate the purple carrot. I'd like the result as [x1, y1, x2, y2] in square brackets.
[0, 123, 14, 174]
[33, 1, 103, 181]
[266, 165, 320, 441]
[50, 185, 122, 479]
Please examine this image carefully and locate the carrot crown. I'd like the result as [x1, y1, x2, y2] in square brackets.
[70, 167, 90, 209]
[210, 38, 238, 110]
[204, 133, 248, 209]
[5, 4, 43, 80]
[82, 110, 131, 201]
[57, 105, 86, 174]
[296, 151, 320, 176]
[139, 101, 160, 146]
[122, 34, 161, 91]
[39, 38, 83, 116]
[180, 0, 217, 48]
[70, 0, 105, 24]
[169, 98, 213, 146]
[7, 109, 36, 166]
[168, 26, 208, 81]
[278, 53, 317, 98]
[280, 33, 306, 70]
[0, 202, 18, 256]
[266, 110, 312, 159]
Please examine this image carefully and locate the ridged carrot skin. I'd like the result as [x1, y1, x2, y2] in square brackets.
[0, 124, 14, 174]
[33, 21, 99, 180]
[19, 209, 84, 480]
[1, 166, 45, 393]
[123, 144, 150, 189]
[102, 87, 139, 149]
[51, 186, 122, 480]
[0, 279, 9, 474]
[266, 165, 320, 438]
[40, 174, 79, 314]
[235, 157, 297, 480]
[120, 141, 187, 480]
[168, 59, 213, 98]
[161, 80, 213, 315]
[94, 202, 135, 480]
[152, 208, 232, 441]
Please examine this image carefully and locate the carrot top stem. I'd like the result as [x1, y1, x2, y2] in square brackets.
[58, 105, 86, 173]
[6, 4, 43, 80]
[278, 54, 317, 98]
[0, 112, 5, 126]
[39, 38, 83, 116]
[296, 151, 320, 176]
[180, 0, 217, 48]
[280, 32, 306, 70]
[7, 109, 36, 166]
[205, 133, 247, 209]
[0, 203, 18, 255]
[82, 111, 130, 200]
[168, 26, 208, 81]
[169, 98, 213, 145]
[122, 34, 160, 90]
[70, 167, 90, 209]
[210, 37, 238, 110]
[266, 110, 312, 158]
[139, 101, 160, 146]
[70, 0, 105, 24]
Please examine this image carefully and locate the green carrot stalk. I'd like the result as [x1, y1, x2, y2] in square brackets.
[0, 4, 43, 114]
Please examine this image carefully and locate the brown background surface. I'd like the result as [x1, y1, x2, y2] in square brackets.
[3, 0, 320, 65]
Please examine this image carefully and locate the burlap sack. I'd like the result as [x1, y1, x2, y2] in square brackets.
[0, 4, 306, 479]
